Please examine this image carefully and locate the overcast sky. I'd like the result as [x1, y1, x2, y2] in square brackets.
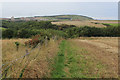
[1, 2, 118, 20]
[0, 0, 119, 2]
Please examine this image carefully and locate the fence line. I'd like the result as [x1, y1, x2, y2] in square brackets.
[18, 42, 42, 78]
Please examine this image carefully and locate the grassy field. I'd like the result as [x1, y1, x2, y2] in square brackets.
[108, 23, 118, 26]
[51, 37, 118, 78]
[103, 23, 118, 27]
[52, 20, 118, 27]
[52, 21, 106, 27]
[2, 37, 118, 78]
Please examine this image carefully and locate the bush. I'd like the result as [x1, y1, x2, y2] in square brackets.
[2, 29, 14, 38]
[17, 29, 33, 38]
[64, 26, 119, 38]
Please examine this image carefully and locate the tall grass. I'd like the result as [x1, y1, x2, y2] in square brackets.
[2, 38, 59, 78]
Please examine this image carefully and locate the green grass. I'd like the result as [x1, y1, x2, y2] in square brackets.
[65, 41, 94, 78]
[51, 40, 66, 78]
[108, 23, 118, 26]
[0, 27, 6, 31]
[102, 23, 118, 27]
[19, 65, 27, 78]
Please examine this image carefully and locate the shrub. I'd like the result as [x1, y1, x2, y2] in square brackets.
[2, 29, 14, 38]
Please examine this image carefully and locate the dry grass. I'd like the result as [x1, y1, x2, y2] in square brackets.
[2, 37, 119, 78]
[2, 38, 60, 78]
[52, 21, 106, 27]
[2, 39, 30, 63]
[78, 37, 118, 48]
[69, 37, 118, 78]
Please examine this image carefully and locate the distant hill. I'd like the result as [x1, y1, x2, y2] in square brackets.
[1, 15, 93, 21]
[34, 15, 93, 21]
